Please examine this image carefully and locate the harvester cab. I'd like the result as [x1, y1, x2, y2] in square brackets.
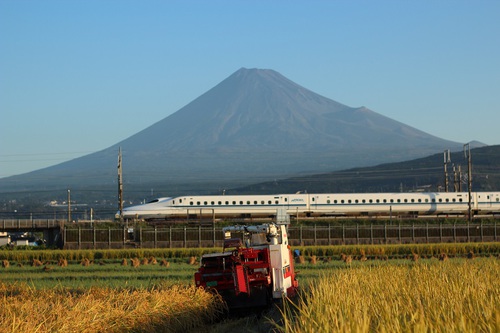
[194, 211, 298, 309]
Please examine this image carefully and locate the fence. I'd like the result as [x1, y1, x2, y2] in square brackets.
[62, 222, 499, 249]
[1, 219, 63, 230]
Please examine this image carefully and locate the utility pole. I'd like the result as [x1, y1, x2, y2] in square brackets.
[464, 143, 472, 222]
[90, 208, 94, 227]
[67, 189, 71, 223]
[443, 150, 450, 192]
[458, 165, 463, 192]
[453, 164, 459, 192]
[118, 147, 123, 221]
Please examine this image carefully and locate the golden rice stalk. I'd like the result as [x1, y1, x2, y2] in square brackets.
[188, 256, 197, 265]
[160, 259, 170, 268]
[57, 258, 68, 267]
[121, 258, 128, 266]
[32, 259, 43, 267]
[309, 255, 317, 265]
[149, 257, 158, 265]
[275, 259, 500, 333]
[81, 258, 91, 267]
[296, 256, 305, 264]
[0, 284, 227, 333]
[140, 258, 149, 265]
[131, 258, 140, 268]
[1, 260, 9, 268]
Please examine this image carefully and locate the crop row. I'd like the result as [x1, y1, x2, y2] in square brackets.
[0, 247, 221, 262]
[0, 242, 499, 262]
[0, 283, 226, 333]
[294, 242, 500, 258]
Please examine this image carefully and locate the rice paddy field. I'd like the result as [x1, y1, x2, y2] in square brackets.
[0, 243, 499, 332]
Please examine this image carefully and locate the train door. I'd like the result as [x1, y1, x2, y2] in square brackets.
[487, 194, 494, 208]
[312, 195, 319, 211]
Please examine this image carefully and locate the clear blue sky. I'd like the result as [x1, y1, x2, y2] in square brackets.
[1, 0, 499, 178]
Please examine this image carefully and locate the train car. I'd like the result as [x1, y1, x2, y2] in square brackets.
[121, 192, 500, 220]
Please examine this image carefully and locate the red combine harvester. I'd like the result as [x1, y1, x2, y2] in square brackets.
[194, 216, 299, 309]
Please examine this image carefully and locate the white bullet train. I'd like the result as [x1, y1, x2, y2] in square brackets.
[121, 191, 500, 220]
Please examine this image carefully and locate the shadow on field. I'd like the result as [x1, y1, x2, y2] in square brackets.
[201, 304, 285, 333]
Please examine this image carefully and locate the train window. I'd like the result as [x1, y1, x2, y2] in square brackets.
[382, 199, 386, 203]
[247, 201, 250, 205]
[225, 201, 229, 205]
[497, 198, 499, 202]
[334, 200, 338, 204]
[341, 200, 344, 204]
[204, 201, 208, 205]
[232, 201, 236, 205]
[197, 201, 201, 205]
[397, 199, 401, 203]
[459, 199, 463, 202]
[348, 200, 351, 204]
[452, 198, 456, 202]
[355, 200, 359, 204]
[418, 199, 421, 203]
[190, 202, 193, 206]
[275, 200, 279, 204]
[327, 200, 331, 204]
[425, 199, 428, 203]
[172, 200, 175, 204]
[211, 201, 214, 205]
[179, 199, 182, 203]
[218, 201, 222, 205]
[268, 201, 272, 204]
[390, 199, 394, 203]
[446, 198, 449, 202]
[239, 201, 243, 205]
[487, 195, 490, 199]
[404, 199, 408, 203]
[438, 199, 442, 202]
[254, 201, 257, 205]
[285, 198, 288, 202]
[362, 199, 366, 203]
[312, 197, 315, 202]
[432, 199, 436, 203]
[261, 200, 265, 204]
[411, 199, 414, 203]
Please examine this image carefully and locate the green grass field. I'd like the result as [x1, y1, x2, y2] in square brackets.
[0, 259, 196, 289]
[0, 242, 498, 289]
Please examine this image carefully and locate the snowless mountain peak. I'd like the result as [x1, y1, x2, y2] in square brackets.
[0, 68, 464, 193]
